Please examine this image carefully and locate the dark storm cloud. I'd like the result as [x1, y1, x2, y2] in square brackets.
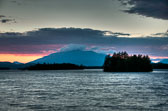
[0, 28, 136, 46]
[0, 28, 168, 56]
[120, 0, 168, 20]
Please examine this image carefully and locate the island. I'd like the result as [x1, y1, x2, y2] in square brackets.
[103, 52, 153, 72]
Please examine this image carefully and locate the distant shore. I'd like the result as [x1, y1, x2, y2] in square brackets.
[0, 63, 168, 71]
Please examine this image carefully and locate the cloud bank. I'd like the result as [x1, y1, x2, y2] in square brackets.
[0, 28, 168, 57]
[120, 0, 168, 20]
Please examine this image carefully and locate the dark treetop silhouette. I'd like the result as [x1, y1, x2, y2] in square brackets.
[26, 63, 84, 70]
[103, 52, 153, 72]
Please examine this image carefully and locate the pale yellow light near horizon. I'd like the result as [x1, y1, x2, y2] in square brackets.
[0, 54, 43, 63]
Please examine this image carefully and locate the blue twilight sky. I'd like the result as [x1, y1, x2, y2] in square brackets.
[0, 0, 168, 62]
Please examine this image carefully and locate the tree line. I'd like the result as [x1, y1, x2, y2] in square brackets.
[26, 63, 84, 70]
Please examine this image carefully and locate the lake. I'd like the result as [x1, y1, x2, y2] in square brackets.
[0, 69, 168, 111]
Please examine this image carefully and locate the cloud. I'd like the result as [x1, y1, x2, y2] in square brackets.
[120, 0, 168, 20]
[59, 44, 115, 55]
[0, 27, 167, 57]
[152, 33, 168, 37]
[11, 0, 22, 5]
[60, 44, 87, 52]
[0, 19, 16, 23]
[0, 15, 5, 18]
[151, 30, 168, 37]
[104, 31, 130, 37]
[0, 15, 16, 24]
[0, 32, 22, 36]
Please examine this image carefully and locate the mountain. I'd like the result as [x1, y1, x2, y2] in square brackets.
[13, 61, 23, 64]
[30, 50, 106, 66]
[0, 62, 22, 69]
[0, 62, 35, 70]
[151, 59, 168, 64]
[160, 59, 168, 64]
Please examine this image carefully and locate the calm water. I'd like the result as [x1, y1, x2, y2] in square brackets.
[0, 69, 168, 111]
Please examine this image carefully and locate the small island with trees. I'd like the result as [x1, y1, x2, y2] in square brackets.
[103, 52, 153, 72]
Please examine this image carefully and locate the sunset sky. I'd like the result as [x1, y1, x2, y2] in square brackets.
[0, 0, 168, 63]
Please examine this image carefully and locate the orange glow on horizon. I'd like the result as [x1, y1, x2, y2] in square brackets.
[0, 54, 168, 64]
[0, 54, 44, 63]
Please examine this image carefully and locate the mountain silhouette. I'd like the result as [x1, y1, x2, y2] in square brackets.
[13, 61, 23, 64]
[0, 62, 35, 69]
[30, 50, 106, 66]
[160, 59, 168, 64]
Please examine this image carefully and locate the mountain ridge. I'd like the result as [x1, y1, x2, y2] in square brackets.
[160, 59, 168, 64]
[30, 50, 106, 66]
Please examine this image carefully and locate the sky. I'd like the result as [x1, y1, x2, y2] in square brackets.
[0, 0, 168, 63]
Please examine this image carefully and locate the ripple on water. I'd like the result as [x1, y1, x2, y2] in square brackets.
[0, 69, 168, 111]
